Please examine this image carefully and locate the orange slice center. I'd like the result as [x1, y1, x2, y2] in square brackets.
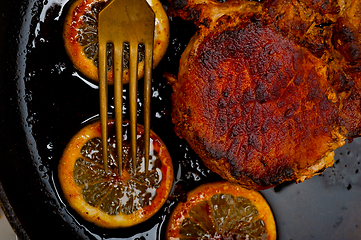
[180, 193, 267, 239]
[74, 135, 163, 216]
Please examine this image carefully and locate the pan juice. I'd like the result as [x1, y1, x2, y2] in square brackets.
[21, 0, 209, 239]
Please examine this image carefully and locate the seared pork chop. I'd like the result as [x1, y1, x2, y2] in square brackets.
[167, 0, 361, 190]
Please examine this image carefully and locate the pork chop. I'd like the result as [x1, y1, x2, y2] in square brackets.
[167, 0, 361, 190]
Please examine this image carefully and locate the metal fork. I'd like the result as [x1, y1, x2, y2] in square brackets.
[98, 0, 155, 175]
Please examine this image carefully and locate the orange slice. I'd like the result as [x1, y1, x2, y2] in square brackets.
[58, 120, 174, 228]
[63, 0, 169, 84]
[166, 181, 276, 240]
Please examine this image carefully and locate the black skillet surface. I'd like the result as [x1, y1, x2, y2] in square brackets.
[0, 0, 361, 239]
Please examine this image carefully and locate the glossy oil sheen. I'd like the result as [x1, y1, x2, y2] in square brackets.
[0, 0, 360, 239]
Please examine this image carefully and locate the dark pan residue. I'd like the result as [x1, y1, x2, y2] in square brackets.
[0, 0, 360, 239]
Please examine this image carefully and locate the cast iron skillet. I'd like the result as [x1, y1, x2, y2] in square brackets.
[1, 0, 361, 239]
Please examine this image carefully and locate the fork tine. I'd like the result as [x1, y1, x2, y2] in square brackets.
[99, 40, 108, 173]
[129, 41, 139, 175]
[114, 43, 124, 176]
[144, 41, 153, 174]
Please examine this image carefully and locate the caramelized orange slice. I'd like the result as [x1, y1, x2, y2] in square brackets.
[63, 0, 169, 84]
[58, 120, 173, 228]
[166, 181, 276, 239]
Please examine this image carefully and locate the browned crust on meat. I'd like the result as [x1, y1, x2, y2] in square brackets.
[167, 0, 361, 190]
[170, 9, 346, 190]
